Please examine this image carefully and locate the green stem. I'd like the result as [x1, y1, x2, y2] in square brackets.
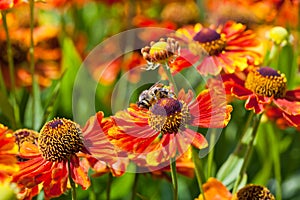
[170, 157, 178, 200]
[233, 112, 254, 155]
[207, 129, 216, 178]
[1, 11, 20, 129]
[131, 173, 139, 200]
[233, 114, 262, 193]
[29, 0, 36, 128]
[68, 159, 77, 200]
[192, 147, 206, 200]
[0, 65, 7, 97]
[268, 123, 282, 200]
[106, 173, 113, 200]
[162, 63, 178, 94]
[89, 178, 96, 200]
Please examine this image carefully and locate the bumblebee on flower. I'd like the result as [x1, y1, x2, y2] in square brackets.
[105, 83, 232, 166]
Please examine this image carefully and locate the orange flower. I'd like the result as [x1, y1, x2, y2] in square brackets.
[0, 124, 18, 183]
[195, 178, 275, 200]
[223, 67, 300, 126]
[206, 0, 299, 28]
[106, 84, 232, 166]
[0, 0, 22, 10]
[195, 178, 232, 200]
[12, 118, 90, 199]
[175, 21, 262, 75]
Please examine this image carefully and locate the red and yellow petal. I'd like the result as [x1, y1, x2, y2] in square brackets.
[190, 89, 233, 128]
[282, 112, 300, 128]
[273, 98, 300, 116]
[82, 111, 119, 163]
[70, 155, 90, 190]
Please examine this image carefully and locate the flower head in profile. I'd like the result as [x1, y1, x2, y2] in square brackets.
[12, 118, 90, 199]
[175, 21, 262, 75]
[141, 37, 180, 70]
[223, 66, 300, 127]
[106, 83, 232, 166]
[0, 124, 18, 183]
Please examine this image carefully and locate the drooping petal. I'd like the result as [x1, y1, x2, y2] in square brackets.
[282, 112, 300, 128]
[273, 98, 300, 116]
[245, 95, 264, 114]
[70, 155, 90, 190]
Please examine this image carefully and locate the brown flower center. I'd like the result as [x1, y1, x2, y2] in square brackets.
[234, 184, 275, 200]
[190, 28, 226, 56]
[245, 67, 287, 98]
[148, 98, 190, 134]
[38, 118, 83, 162]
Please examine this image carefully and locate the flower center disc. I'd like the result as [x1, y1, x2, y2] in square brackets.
[149, 42, 169, 56]
[148, 98, 190, 134]
[190, 28, 226, 56]
[245, 67, 287, 98]
[38, 118, 83, 162]
[234, 185, 275, 200]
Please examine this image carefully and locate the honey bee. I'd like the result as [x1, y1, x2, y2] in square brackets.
[137, 83, 177, 109]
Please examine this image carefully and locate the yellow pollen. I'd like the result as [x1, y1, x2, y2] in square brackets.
[148, 99, 190, 134]
[38, 118, 83, 162]
[189, 33, 227, 56]
[245, 69, 287, 98]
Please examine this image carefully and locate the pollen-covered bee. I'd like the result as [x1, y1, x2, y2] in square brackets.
[137, 83, 177, 109]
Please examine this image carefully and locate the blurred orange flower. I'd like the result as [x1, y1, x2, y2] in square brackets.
[0, 0, 22, 10]
[206, 0, 299, 28]
[0, 6, 62, 88]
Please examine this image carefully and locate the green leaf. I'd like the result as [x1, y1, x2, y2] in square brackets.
[0, 92, 15, 127]
[216, 154, 243, 189]
[277, 44, 296, 88]
[59, 36, 82, 117]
